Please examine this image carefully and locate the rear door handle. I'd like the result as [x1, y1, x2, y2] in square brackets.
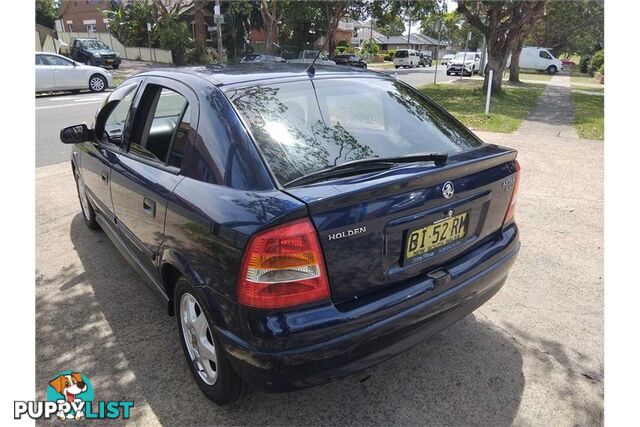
[101, 171, 108, 183]
[143, 197, 156, 217]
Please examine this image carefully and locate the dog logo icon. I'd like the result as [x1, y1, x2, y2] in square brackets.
[47, 371, 92, 420]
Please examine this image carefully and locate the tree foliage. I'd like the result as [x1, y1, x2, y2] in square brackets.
[457, 0, 546, 93]
[377, 15, 405, 37]
[36, 0, 57, 29]
[526, 0, 604, 57]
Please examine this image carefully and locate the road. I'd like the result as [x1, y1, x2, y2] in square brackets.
[36, 92, 110, 167]
[35, 66, 456, 168]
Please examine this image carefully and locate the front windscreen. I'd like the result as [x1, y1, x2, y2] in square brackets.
[226, 78, 482, 185]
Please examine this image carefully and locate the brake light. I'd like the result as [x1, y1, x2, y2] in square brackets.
[502, 160, 521, 226]
[237, 218, 330, 309]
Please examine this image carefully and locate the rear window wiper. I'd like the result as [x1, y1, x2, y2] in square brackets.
[284, 153, 448, 187]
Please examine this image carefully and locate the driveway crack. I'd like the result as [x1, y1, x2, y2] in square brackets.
[476, 310, 603, 384]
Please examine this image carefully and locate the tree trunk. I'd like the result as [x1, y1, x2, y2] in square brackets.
[509, 33, 525, 83]
[483, 47, 509, 94]
[260, 0, 278, 54]
[193, 0, 207, 62]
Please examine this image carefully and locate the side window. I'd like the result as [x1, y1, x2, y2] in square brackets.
[36, 55, 45, 65]
[128, 85, 191, 168]
[539, 50, 552, 60]
[43, 55, 73, 66]
[101, 85, 138, 145]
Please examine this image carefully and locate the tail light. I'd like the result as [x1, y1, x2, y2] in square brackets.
[502, 160, 521, 226]
[237, 218, 330, 309]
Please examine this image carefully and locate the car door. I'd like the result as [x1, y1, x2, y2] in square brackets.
[35, 54, 54, 91]
[537, 50, 553, 70]
[80, 79, 142, 226]
[42, 54, 83, 90]
[110, 77, 198, 275]
[80, 80, 141, 223]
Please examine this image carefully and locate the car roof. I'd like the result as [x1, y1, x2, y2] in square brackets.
[134, 62, 383, 87]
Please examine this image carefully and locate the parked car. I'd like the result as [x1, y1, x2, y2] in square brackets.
[507, 46, 563, 74]
[393, 49, 420, 68]
[60, 63, 521, 405]
[561, 59, 576, 67]
[36, 52, 113, 93]
[67, 38, 121, 69]
[333, 54, 367, 69]
[240, 53, 285, 63]
[446, 52, 481, 76]
[418, 52, 433, 67]
[288, 50, 336, 65]
[441, 54, 455, 65]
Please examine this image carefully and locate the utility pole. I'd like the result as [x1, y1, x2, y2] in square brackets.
[433, 20, 442, 84]
[215, 0, 223, 62]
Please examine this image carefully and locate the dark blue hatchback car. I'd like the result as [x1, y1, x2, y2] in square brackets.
[60, 63, 520, 405]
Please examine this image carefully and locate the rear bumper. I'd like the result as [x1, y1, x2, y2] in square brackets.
[217, 224, 519, 392]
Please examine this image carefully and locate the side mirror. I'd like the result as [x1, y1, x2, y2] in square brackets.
[60, 124, 93, 144]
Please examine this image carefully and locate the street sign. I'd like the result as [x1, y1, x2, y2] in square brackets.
[147, 22, 152, 32]
[208, 26, 216, 32]
[214, 5, 220, 15]
[214, 15, 225, 24]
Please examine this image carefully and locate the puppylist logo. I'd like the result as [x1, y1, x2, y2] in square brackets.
[14, 370, 134, 421]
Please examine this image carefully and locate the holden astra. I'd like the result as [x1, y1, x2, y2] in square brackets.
[60, 63, 521, 405]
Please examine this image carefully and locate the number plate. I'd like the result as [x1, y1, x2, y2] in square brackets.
[405, 212, 469, 260]
[106, 59, 114, 63]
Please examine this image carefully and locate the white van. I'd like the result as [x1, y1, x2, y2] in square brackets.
[394, 49, 419, 69]
[510, 46, 563, 74]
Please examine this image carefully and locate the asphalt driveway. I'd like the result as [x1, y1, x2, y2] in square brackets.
[35, 125, 603, 424]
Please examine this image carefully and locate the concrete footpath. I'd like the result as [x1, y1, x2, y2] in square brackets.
[35, 76, 603, 425]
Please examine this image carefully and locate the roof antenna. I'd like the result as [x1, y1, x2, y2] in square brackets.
[307, 18, 341, 77]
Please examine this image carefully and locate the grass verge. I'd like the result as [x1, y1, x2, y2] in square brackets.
[419, 81, 544, 133]
[571, 92, 604, 140]
[505, 71, 552, 82]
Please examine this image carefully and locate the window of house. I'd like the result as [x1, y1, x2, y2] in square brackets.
[128, 86, 191, 168]
[67, 23, 74, 32]
[85, 23, 97, 33]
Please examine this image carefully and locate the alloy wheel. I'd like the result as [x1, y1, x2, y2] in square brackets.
[89, 76, 105, 92]
[180, 293, 218, 385]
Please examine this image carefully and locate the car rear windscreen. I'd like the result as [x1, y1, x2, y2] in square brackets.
[226, 78, 482, 185]
[395, 51, 409, 58]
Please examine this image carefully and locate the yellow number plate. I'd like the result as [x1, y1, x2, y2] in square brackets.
[405, 212, 469, 259]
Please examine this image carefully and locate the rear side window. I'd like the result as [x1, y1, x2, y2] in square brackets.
[128, 86, 191, 168]
[227, 78, 481, 185]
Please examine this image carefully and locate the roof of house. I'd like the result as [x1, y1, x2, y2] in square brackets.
[356, 28, 446, 47]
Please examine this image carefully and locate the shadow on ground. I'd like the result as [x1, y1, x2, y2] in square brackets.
[36, 214, 533, 425]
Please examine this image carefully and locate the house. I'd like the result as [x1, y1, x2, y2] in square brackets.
[354, 26, 448, 58]
[57, 0, 112, 33]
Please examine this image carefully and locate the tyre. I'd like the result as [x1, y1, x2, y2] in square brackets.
[395, 65, 400, 69]
[547, 65, 558, 75]
[73, 166, 99, 230]
[175, 277, 248, 405]
[89, 74, 107, 93]
[446, 70, 451, 76]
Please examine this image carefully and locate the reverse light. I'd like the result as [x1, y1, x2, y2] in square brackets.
[502, 160, 521, 226]
[237, 218, 330, 309]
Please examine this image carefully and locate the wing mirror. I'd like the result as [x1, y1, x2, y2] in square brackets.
[60, 124, 93, 144]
